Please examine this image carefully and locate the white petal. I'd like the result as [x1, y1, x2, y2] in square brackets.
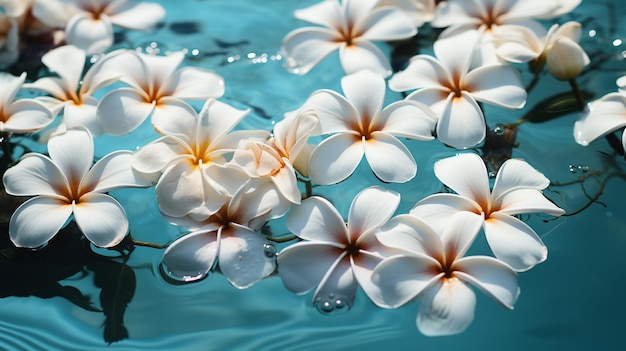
[205, 163, 251, 199]
[436, 92, 486, 149]
[160, 67, 225, 100]
[573, 93, 626, 146]
[63, 98, 101, 136]
[410, 194, 483, 234]
[3, 99, 54, 133]
[277, 241, 344, 294]
[464, 65, 527, 109]
[308, 133, 363, 185]
[229, 178, 289, 229]
[23, 77, 69, 101]
[440, 212, 483, 261]
[491, 158, 550, 200]
[73, 193, 128, 247]
[48, 128, 94, 188]
[150, 98, 198, 136]
[286, 196, 348, 244]
[162, 230, 219, 282]
[389, 55, 452, 92]
[340, 40, 392, 77]
[364, 132, 417, 183]
[357, 7, 417, 41]
[379, 100, 436, 140]
[501, 0, 559, 21]
[341, 70, 385, 124]
[405, 87, 451, 118]
[141, 52, 186, 92]
[301, 90, 356, 134]
[351, 251, 396, 308]
[312, 254, 357, 307]
[9, 197, 72, 248]
[348, 186, 400, 240]
[493, 188, 564, 216]
[108, 1, 165, 30]
[97, 50, 148, 92]
[433, 153, 490, 206]
[344, 0, 379, 24]
[376, 214, 444, 257]
[430, 0, 483, 28]
[0, 72, 26, 105]
[40, 45, 85, 97]
[98, 88, 154, 136]
[294, 0, 344, 29]
[494, 25, 542, 63]
[417, 278, 476, 336]
[132, 136, 191, 176]
[546, 37, 589, 81]
[197, 99, 250, 145]
[281, 27, 342, 75]
[484, 212, 547, 272]
[2, 153, 68, 198]
[433, 29, 479, 78]
[31, 0, 77, 27]
[65, 13, 114, 54]
[455, 256, 520, 309]
[272, 162, 301, 204]
[82, 151, 151, 194]
[371, 254, 441, 308]
[219, 224, 276, 289]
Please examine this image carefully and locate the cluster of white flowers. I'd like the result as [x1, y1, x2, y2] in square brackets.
[1, 0, 611, 338]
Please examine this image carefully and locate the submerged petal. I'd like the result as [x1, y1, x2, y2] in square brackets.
[162, 230, 219, 282]
[9, 197, 72, 248]
[73, 193, 129, 247]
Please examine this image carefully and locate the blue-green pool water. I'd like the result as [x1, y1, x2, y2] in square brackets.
[1, 0, 625, 350]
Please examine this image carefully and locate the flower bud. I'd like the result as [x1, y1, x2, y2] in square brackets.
[546, 37, 590, 80]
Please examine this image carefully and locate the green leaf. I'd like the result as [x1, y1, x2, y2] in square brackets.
[520, 91, 593, 123]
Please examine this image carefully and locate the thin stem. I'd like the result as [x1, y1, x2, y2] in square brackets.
[132, 240, 169, 249]
[568, 78, 586, 111]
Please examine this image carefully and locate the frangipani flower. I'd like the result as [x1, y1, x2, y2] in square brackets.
[574, 92, 626, 152]
[372, 212, 520, 336]
[131, 99, 268, 221]
[303, 69, 435, 184]
[410, 153, 565, 271]
[96, 49, 225, 135]
[0, 72, 53, 134]
[2, 128, 151, 248]
[378, 0, 436, 27]
[25, 45, 121, 136]
[162, 179, 284, 288]
[278, 186, 404, 310]
[389, 31, 526, 149]
[282, 0, 417, 77]
[270, 109, 320, 177]
[32, 0, 166, 54]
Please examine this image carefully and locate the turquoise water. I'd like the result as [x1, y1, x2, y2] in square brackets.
[1, 0, 625, 350]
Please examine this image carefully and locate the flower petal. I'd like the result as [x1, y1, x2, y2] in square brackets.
[82, 151, 151, 194]
[464, 65, 527, 109]
[436, 92, 486, 149]
[286, 196, 348, 244]
[40, 45, 85, 97]
[364, 132, 417, 183]
[31, 0, 77, 27]
[63, 98, 101, 136]
[150, 97, 198, 136]
[417, 278, 476, 336]
[277, 241, 344, 294]
[219, 224, 276, 289]
[348, 186, 400, 240]
[160, 67, 225, 100]
[308, 133, 363, 185]
[546, 36, 589, 81]
[389, 55, 452, 92]
[491, 158, 550, 200]
[357, 7, 417, 41]
[108, 1, 165, 30]
[494, 25, 542, 63]
[281, 27, 342, 75]
[340, 40, 392, 77]
[440, 212, 483, 261]
[350, 251, 388, 307]
[341, 70, 385, 124]
[3, 153, 68, 198]
[433, 29, 479, 78]
[573, 93, 626, 146]
[433, 153, 490, 206]
[161, 230, 219, 282]
[312, 253, 357, 307]
[379, 100, 436, 140]
[197, 99, 250, 145]
[73, 193, 129, 247]
[376, 214, 444, 257]
[454, 256, 520, 309]
[301, 90, 357, 134]
[484, 212, 547, 272]
[9, 197, 72, 248]
[3, 99, 54, 133]
[48, 128, 94, 188]
[294, 0, 344, 29]
[65, 13, 114, 54]
[493, 188, 564, 216]
[132, 135, 192, 176]
[98, 88, 155, 136]
[410, 194, 483, 234]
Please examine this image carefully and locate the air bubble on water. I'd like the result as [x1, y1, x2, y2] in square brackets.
[492, 124, 505, 135]
[263, 243, 276, 258]
[488, 171, 497, 178]
[569, 164, 590, 173]
[159, 261, 207, 285]
[314, 294, 351, 315]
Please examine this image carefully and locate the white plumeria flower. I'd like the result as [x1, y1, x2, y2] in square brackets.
[278, 186, 405, 310]
[302, 69, 435, 185]
[2, 128, 151, 248]
[536, 0, 581, 19]
[378, 0, 436, 27]
[32, 0, 165, 54]
[372, 211, 520, 336]
[96, 49, 225, 135]
[162, 179, 285, 289]
[24, 45, 121, 136]
[131, 99, 269, 221]
[389, 31, 526, 149]
[282, 0, 417, 77]
[574, 92, 626, 152]
[0, 72, 53, 134]
[410, 153, 565, 271]
[270, 109, 320, 177]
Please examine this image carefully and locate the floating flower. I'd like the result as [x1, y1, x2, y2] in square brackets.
[372, 212, 520, 336]
[2, 128, 151, 248]
[25, 45, 121, 136]
[131, 99, 268, 221]
[389, 31, 526, 149]
[96, 49, 225, 135]
[278, 186, 404, 311]
[269, 109, 320, 177]
[410, 153, 564, 271]
[162, 178, 283, 288]
[302, 69, 435, 184]
[574, 92, 626, 152]
[32, 0, 166, 54]
[282, 0, 417, 77]
[0, 72, 53, 134]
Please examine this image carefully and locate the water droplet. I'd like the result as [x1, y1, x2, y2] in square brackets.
[493, 124, 505, 135]
[488, 171, 497, 178]
[314, 294, 351, 315]
[159, 262, 207, 285]
[263, 243, 276, 258]
[568, 164, 578, 173]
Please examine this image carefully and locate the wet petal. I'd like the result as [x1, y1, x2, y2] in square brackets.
[410, 194, 483, 235]
[73, 193, 128, 247]
[162, 230, 219, 282]
[313, 254, 357, 307]
[433, 153, 490, 206]
[48, 128, 94, 188]
[160, 67, 225, 100]
[492, 158, 550, 199]
[9, 197, 72, 248]
[98, 88, 154, 136]
[282, 27, 342, 75]
[278, 241, 344, 294]
[357, 7, 417, 41]
[286, 196, 348, 244]
[454, 256, 520, 309]
[464, 65, 527, 109]
[3, 153, 68, 198]
[219, 224, 277, 289]
[436, 93, 486, 149]
[82, 151, 151, 194]
[484, 212, 547, 272]
[364, 132, 417, 183]
[341, 70, 385, 124]
[348, 186, 400, 240]
[573, 93, 626, 146]
[308, 133, 363, 185]
[108, 1, 166, 30]
[376, 214, 444, 257]
[379, 100, 436, 140]
[3, 99, 54, 133]
[417, 278, 476, 336]
[493, 188, 564, 216]
[65, 13, 114, 54]
[340, 40, 391, 77]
